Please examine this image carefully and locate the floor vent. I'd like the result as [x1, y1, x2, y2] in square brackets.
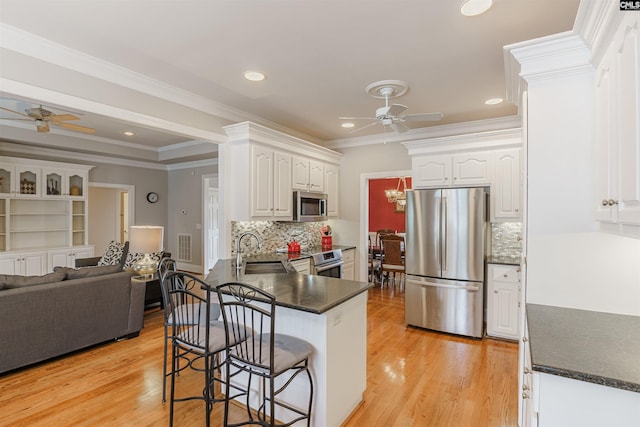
[177, 233, 192, 262]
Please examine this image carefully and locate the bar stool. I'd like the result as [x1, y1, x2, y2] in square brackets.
[216, 282, 314, 427]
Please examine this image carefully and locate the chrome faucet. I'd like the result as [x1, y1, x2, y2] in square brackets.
[235, 231, 263, 270]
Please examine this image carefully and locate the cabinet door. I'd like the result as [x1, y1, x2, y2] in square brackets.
[492, 149, 522, 221]
[292, 157, 310, 190]
[273, 152, 293, 218]
[487, 265, 520, 340]
[452, 152, 492, 186]
[616, 15, 640, 225]
[325, 165, 339, 217]
[412, 155, 451, 188]
[595, 48, 618, 223]
[67, 170, 87, 199]
[0, 164, 14, 196]
[15, 166, 41, 198]
[289, 258, 311, 274]
[0, 254, 18, 275]
[251, 146, 274, 217]
[308, 160, 325, 192]
[342, 248, 355, 280]
[49, 249, 72, 269]
[22, 252, 47, 275]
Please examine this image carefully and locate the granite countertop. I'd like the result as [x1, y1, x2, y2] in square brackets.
[205, 258, 372, 314]
[245, 245, 357, 263]
[486, 256, 521, 266]
[527, 304, 640, 393]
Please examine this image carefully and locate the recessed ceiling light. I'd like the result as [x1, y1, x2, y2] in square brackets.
[485, 98, 504, 105]
[460, 0, 493, 16]
[341, 123, 355, 128]
[244, 71, 265, 82]
[123, 131, 135, 136]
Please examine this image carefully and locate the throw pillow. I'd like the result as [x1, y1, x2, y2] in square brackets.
[54, 264, 121, 279]
[0, 271, 67, 289]
[124, 251, 164, 270]
[98, 241, 126, 266]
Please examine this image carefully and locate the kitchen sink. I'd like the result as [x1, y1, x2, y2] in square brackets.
[244, 261, 288, 274]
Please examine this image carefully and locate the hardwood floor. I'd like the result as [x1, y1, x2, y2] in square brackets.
[0, 284, 518, 427]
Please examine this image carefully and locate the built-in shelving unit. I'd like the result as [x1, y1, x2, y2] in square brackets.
[0, 157, 94, 274]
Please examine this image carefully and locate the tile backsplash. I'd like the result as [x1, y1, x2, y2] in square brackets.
[231, 221, 325, 256]
[490, 222, 522, 259]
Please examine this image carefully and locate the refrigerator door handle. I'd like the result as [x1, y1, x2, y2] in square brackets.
[407, 277, 480, 292]
[441, 196, 447, 273]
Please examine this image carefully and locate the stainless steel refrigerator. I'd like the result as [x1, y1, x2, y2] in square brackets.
[404, 187, 487, 338]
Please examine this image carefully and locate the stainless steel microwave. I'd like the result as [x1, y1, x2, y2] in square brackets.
[293, 191, 328, 222]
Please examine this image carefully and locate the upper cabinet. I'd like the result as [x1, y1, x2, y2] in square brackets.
[492, 149, 522, 221]
[0, 164, 42, 198]
[405, 128, 522, 222]
[412, 152, 491, 188]
[595, 14, 640, 228]
[293, 157, 325, 193]
[223, 122, 343, 222]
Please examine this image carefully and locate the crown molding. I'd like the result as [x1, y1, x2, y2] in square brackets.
[325, 115, 522, 150]
[403, 127, 522, 156]
[223, 121, 343, 164]
[574, 0, 624, 65]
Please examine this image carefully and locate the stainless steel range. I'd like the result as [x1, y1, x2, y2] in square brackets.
[310, 249, 343, 278]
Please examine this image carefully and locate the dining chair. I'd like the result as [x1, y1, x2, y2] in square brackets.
[368, 235, 381, 283]
[375, 228, 395, 247]
[380, 237, 405, 290]
[216, 282, 314, 427]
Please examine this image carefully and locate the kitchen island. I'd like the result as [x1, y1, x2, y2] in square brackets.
[205, 258, 372, 427]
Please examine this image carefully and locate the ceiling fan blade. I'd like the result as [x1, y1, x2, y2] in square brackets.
[0, 118, 33, 121]
[36, 121, 50, 133]
[386, 104, 408, 117]
[390, 122, 410, 133]
[400, 112, 444, 122]
[339, 116, 377, 121]
[0, 106, 32, 118]
[349, 121, 379, 134]
[53, 121, 96, 134]
[50, 113, 80, 122]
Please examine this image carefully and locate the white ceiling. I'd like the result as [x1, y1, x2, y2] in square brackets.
[0, 0, 581, 165]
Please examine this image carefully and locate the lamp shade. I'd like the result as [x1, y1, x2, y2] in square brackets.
[129, 226, 164, 254]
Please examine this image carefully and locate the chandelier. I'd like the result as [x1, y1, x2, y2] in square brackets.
[385, 177, 409, 205]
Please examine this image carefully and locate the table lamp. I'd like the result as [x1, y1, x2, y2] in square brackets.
[129, 225, 164, 277]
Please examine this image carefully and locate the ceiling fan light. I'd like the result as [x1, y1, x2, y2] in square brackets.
[35, 119, 49, 132]
[460, 0, 492, 16]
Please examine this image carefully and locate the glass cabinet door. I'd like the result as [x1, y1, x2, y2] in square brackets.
[0, 166, 11, 196]
[17, 167, 40, 197]
[45, 172, 63, 196]
[68, 173, 84, 197]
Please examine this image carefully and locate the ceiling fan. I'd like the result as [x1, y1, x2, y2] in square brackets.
[0, 104, 96, 134]
[339, 80, 443, 134]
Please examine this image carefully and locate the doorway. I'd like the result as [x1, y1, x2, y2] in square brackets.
[88, 183, 135, 256]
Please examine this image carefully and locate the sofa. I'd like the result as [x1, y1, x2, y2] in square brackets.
[0, 242, 146, 374]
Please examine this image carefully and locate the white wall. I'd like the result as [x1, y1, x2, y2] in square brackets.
[523, 41, 640, 316]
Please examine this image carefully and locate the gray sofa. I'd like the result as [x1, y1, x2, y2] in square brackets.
[0, 266, 144, 374]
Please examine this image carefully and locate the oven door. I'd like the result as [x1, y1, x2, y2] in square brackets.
[314, 260, 343, 278]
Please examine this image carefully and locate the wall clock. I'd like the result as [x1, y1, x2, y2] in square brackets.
[146, 192, 159, 203]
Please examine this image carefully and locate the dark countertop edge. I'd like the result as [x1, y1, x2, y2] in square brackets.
[527, 304, 640, 394]
[270, 282, 374, 314]
[532, 364, 640, 393]
[486, 256, 521, 266]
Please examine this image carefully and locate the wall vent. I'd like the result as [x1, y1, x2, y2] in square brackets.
[177, 233, 192, 262]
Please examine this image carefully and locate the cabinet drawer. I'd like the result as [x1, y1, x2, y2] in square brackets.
[490, 265, 520, 282]
[342, 248, 355, 262]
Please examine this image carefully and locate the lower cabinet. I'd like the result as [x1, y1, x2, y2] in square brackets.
[486, 264, 520, 340]
[48, 246, 95, 270]
[0, 251, 47, 276]
[289, 258, 311, 274]
[342, 248, 355, 280]
[0, 246, 94, 275]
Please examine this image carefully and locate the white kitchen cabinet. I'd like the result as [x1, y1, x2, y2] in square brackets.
[0, 250, 47, 275]
[412, 152, 492, 189]
[273, 152, 293, 218]
[0, 163, 42, 198]
[48, 246, 94, 270]
[293, 156, 325, 193]
[341, 248, 355, 280]
[491, 149, 521, 221]
[520, 325, 539, 427]
[325, 164, 339, 217]
[487, 264, 520, 340]
[250, 146, 293, 220]
[289, 258, 311, 274]
[595, 13, 640, 228]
